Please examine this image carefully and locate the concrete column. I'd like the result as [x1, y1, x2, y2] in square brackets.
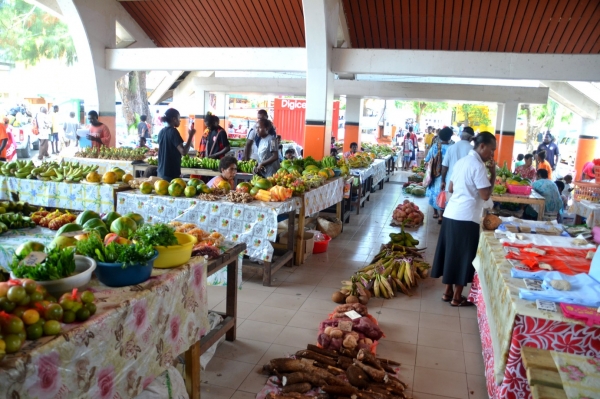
[494, 103, 504, 162]
[497, 101, 519, 169]
[343, 97, 361, 153]
[302, 0, 338, 159]
[575, 118, 600, 180]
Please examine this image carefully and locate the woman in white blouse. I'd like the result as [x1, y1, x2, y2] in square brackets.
[431, 132, 497, 307]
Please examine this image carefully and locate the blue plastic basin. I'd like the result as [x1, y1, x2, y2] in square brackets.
[95, 251, 158, 287]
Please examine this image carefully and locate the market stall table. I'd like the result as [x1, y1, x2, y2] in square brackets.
[131, 163, 253, 184]
[60, 157, 134, 175]
[372, 159, 387, 191]
[116, 191, 298, 286]
[0, 176, 127, 214]
[521, 346, 567, 399]
[570, 200, 600, 227]
[491, 191, 546, 221]
[0, 243, 246, 399]
[468, 232, 600, 399]
[294, 177, 345, 265]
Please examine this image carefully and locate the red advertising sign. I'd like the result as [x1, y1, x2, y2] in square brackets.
[273, 98, 339, 146]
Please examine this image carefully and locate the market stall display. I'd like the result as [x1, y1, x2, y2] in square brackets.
[570, 199, 600, 227]
[61, 156, 134, 176]
[468, 232, 600, 399]
[491, 191, 546, 221]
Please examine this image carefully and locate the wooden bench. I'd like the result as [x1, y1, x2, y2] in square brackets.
[521, 346, 567, 399]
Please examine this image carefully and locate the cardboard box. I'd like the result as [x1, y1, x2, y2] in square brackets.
[280, 232, 315, 259]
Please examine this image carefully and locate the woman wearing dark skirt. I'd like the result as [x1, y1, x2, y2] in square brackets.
[431, 132, 497, 307]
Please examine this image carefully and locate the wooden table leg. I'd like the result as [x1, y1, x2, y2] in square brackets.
[225, 256, 238, 341]
[185, 341, 201, 399]
[296, 202, 306, 265]
[538, 201, 545, 221]
[287, 210, 295, 267]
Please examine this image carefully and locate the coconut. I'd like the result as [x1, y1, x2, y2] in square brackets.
[346, 295, 359, 304]
[332, 291, 346, 304]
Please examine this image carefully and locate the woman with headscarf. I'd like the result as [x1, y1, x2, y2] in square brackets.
[431, 132, 497, 307]
[425, 127, 453, 223]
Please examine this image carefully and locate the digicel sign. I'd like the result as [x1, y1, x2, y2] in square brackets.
[280, 99, 306, 110]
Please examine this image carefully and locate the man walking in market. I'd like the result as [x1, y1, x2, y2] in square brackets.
[36, 107, 51, 160]
[50, 105, 61, 154]
[441, 126, 475, 193]
[537, 132, 560, 171]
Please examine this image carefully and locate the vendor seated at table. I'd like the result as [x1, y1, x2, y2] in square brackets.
[344, 142, 358, 158]
[284, 148, 296, 160]
[524, 169, 563, 221]
[514, 154, 536, 181]
[207, 156, 237, 188]
[157, 108, 196, 181]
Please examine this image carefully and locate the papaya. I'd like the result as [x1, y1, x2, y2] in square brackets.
[76, 210, 100, 226]
[102, 211, 121, 227]
[110, 217, 138, 238]
[254, 178, 273, 190]
[124, 213, 144, 227]
[83, 218, 106, 230]
[55, 223, 84, 238]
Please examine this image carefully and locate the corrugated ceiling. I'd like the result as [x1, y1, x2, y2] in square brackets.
[341, 0, 600, 53]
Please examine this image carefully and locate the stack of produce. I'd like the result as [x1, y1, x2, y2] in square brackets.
[261, 345, 407, 399]
[228, 138, 247, 148]
[0, 277, 97, 358]
[402, 182, 425, 197]
[74, 146, 148, 161]
[411, 162, 426, 174]
[347, 153, 374, 168]
[361, 143, 394, 158]
[333, 237, 430, 301]
[146, 157, 158, 166]
[169, 222, 224, 246]
[317, 308, 383, 353]
[87, 167, 133, 185]
[0, 213, 36, 233]
[31, 210, 77, 230]
[392, 200, 424, 227]
[0, 160, 102, 183]
[268, 171, 307, 196]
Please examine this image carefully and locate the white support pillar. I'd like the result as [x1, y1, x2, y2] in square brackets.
[497, 101, 519, 168]
[55, 0, 154, 146]
[343, 97, 361, 153]
[302, 0, 338, 159]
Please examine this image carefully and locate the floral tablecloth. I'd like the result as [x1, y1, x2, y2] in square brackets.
[60, 157, 134, 176]
[0, 226, 55, 266]
[300, 177, 344, 217]
[116, 192, 299, 262]
[570, 200, 600, 227]
[0, 256, 212, 399]
[350, 165, 374, 184]
[469, 232, 600, 398]
[552, 351, 600, 398]
[0, 176, 115, 214]
[372, 159, 387, 185]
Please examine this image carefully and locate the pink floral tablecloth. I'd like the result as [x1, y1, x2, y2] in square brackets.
[0, 257, 211, 399]
[469, 274, 600, 399]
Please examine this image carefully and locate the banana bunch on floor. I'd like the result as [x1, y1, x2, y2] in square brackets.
[389, 230, 419, 247]
[340, 244, 431, 299]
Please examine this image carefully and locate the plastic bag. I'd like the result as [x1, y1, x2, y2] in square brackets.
[307, 229, 325, 242]
[436, 191, 447, 209]
[200, 312, 225, 370]
[135, 366, 188, 399]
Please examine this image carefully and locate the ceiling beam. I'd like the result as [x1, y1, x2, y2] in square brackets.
[148, 71, 184, 105]
[106, 48, 307, 72]
[539, 81, 600, 119]
[185, 77, 547, 104]
[332, 49, 600, 82]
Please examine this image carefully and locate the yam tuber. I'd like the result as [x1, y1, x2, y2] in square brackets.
[321, 385, 358, 397]
[307, 344, 338, 359]
[266, 393, 305, 399]
[283, 372, 325, 387]
[340, 347, 358, 359]
[346, 364, 369, 389]
[281, 382, 312, 394]
[337, 355, 353, 370]
[357, 349, 384, 371]
[295, 350, 337, 367]
[353, 360, 386, 382]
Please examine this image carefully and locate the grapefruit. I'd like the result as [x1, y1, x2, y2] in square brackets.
[102, 171, 117, 184]
[168, 182, 184, 197]
[124, 213, 144, 227]
[112, 167, 126, 181]
[110, 217, 138, 238]
[170, 178, 186, 189]
[188, 178, 201, 187]
[139, 182, 153, 194]
[216, 180, 231, 192]
[154, 180, 169, 195]
[184, 186, 197, 197]
[197, 183, 212, 194]
[122, 174, 134, 184]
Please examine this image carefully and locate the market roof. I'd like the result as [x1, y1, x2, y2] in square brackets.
[120, 0, 600, 53]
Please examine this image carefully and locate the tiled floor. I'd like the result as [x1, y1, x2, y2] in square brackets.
[202, 171, 488, 399]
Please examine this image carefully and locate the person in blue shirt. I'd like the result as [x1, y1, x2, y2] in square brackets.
[525, 169, 563, 221]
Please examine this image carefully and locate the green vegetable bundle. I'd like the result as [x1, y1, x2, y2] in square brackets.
[132, 223, 178, 247]
[11, 246, 76, 281]
[76, 232, 155, 268]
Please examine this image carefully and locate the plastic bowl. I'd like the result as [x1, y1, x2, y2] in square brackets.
[333, 169, 342, 177]
[153, 233, 198, 269]
[95, 250, 158, 287]
[10, 255, 96, 296]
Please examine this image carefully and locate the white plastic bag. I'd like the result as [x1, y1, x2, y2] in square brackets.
[200, 312, 225, 370]
[134, 366, 188, 399]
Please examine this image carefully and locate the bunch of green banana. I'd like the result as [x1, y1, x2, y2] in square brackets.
[37, 162, 99, 182]
[238, 160, 257, 173]
[200, 157, 219, 171]
[0, 212, 36, 231]
[321, 156, 337, 168]
[389, 231, 419, 247]
[0, 160, 36, 178]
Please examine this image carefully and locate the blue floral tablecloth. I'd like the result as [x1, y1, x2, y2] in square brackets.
[116, 192, 299, 262]
[0, 177, 115, 214]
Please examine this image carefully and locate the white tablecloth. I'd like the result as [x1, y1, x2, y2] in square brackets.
[570, 200, 600, 227]
[372, 159, 387, 185]
[350, 165, 374, 184]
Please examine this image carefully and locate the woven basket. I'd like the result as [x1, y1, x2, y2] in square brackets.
[594, 165, 600, 184]
[574, 181, 600, 203]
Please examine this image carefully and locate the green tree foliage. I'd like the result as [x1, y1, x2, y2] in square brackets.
[394, 101, 448, 125]
[0, 0, 76, 65]
[456, 104, 491, 127]
[519, 99, 573, 153]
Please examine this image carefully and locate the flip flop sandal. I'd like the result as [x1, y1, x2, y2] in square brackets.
[442, 294, 453, 302]
[450, 296, 475, 307]
[432, 213, 439, 219]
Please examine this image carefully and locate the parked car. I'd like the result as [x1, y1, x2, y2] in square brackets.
[11, 123, 39, 159]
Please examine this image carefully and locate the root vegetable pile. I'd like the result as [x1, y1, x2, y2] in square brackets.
[262, 344, 408, 399]
[392, 200, 424, 227]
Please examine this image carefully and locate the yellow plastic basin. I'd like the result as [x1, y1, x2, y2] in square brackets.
[153, 233, 198, 268]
